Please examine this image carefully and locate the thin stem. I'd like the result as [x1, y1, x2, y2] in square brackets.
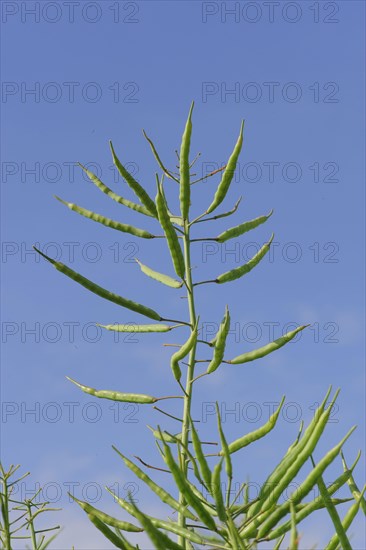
[191, 164, 226, 185]
[190, 238, 218, 242]
[178, 219, 197, 548]
[193, 280, 217, 287]
[25, 502, 37, 550]
[153, 406, 183, 422]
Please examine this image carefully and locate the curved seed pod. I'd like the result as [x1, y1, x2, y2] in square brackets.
[98, 323, 174, 333]
[179, 102, 194, 220]
[207, 307, 230, 374]
[248, 387, 335, 519]
[128, 499, 183, 550]
[211, 459, 226, 522]
[67, 377, 157, 404]
[112, 447, 196, 520]
[229, 325, 308, 364]
[34, 247, 161, 321]
[225, 397, 284, 455]
[55, 196, 155, 239]
[136, 259, 183, 289]
[170, 320, 199, 381]
[217, 233, 274, 284]
[109, 141, 157, 217]
[206, 121, 244, 214]
[72, 496, 142, 532]
[216, 210, 273, 243]
[189, 415, 212, 490]
[155, 179, 185, 279]
[325, 485, 366, 550]
[78, 163, 153, 217]
[160, 435, 217, 531]
[86, 513, 129, 550]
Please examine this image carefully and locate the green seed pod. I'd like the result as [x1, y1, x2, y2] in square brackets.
[136, 259, 183, 288]
[148, 426, 182, 444]
[34, 247, 162, 321]
[229, 325, 308, 364]
[128, 499, 184, 550]
[67, 377, 157, 404]
[112, 446, 196, 521]
[189, 415, 213, 490]
[216, 209, 273, 242]
[109, 141, 157, 217]
[98, 323, 174, 333]
[216, 233, 274, 284]
[341, 452, 366, 515]
[211, 459, 226, 522]
[207, 307, 230, 374]
[72, 496, 142, 532]
[289, 502, 299, 549]
[266, 468, 355, 541]
[170, 320, 199, 381]
[78, 163, 153, 216]
[206, 121, 244, 214]
[325, 485, 366, 550]
[144, 518, 205, 546]
[155, 179, 185, 279]
[258, 421, 355, 519]
[86, 513, 128, 550]
[215, 403, 232, 479]
[225, 397, 285, 455]
[248, 387, 335, 519]
[179, 102, 194, 220]
[257, 436, 358, 540]
[311, 460, 352, 550]
[55, 196, 155, 239]
[160, 435, 217, 531]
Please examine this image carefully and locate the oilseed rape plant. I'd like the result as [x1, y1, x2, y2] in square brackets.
[7, 103, 364, 549]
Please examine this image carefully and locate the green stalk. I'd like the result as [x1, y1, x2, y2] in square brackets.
[178, 220, 198, 547]
[26, 502, 38, 550]
[1, 470, 12, 550]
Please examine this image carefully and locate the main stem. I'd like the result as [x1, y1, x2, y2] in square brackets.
[1, 474, 12, 550]
[178, 219, 197, 546]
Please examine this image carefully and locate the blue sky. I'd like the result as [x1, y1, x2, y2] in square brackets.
[1, 1, 365, 548]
